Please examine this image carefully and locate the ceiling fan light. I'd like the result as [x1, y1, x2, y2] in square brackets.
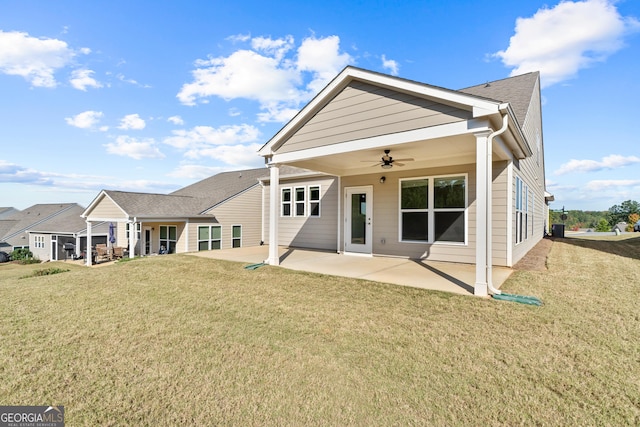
[381, 163, 392, 169]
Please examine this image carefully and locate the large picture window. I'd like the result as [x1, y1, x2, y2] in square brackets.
[159, 225, 177, 254]
[198, 226, 221, 251]
[400, 175, 466, 244]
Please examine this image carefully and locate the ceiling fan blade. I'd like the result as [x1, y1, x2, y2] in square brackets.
[394, 162, 405, 167]
[394, 158, 414, 162]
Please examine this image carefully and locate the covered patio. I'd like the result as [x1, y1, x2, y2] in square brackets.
[189, 246, 513, 296]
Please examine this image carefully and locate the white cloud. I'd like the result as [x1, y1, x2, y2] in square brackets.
[381, 54, 399, 76]
[494, 0, 640, 87]
[585, 179, 640, 191]
[69, 69, 102, 91]
[296, 35, 353, 94]
[177, 34, 353, 122]
[186, 143, 263, 166]
[177, 49, 300, 106]
[118, 113, 146, 130]
[164, 124, 260, 150]
[167, 164, 225, 179]
[251, 35, 294, 61]
[104, 135, 165, 159]
[226, 33, 251, 43]
[167, 115, 184, 125]
[65, 110, 105, 129]
[0, 30, 89, 87]
[555, 154, 640, 175]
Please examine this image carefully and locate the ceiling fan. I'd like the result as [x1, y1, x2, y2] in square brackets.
[364, 149, 414, 169]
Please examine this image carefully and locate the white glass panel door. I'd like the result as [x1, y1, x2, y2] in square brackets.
[345, 186, 373, 254]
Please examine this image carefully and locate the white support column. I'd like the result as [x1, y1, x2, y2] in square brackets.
[267, 164, 280, 265]
[85, 221, 92, 267]
[474, 131, 491, 296]
[129, 221, 136, 258]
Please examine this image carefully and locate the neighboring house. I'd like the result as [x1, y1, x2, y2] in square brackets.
[258, 66, 550, 296]
[0, 203, 107, 260]
[27, 205, 109, 262]
[0, 207, 20, 219]
[613, 222, 627, 233]
[82, 168, 272, 265]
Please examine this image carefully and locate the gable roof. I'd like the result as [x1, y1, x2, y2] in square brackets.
[84, 167, 274, 219]
[0, 203, 80, 247]
[0, 207, 19, 219]
[259, 66, 536, 162]
[458, 72, 540, 129]
[171, 167, 268, 209]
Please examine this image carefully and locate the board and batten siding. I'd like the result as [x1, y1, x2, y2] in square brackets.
[263, 176, 339, 251]
[202, 185, 263, 250]
[278, 81, 472, 154]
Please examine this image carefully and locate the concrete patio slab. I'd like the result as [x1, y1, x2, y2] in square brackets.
[188, 246, 513, 296]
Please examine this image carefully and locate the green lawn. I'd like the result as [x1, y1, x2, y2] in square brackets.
[1, 236, 639, 425]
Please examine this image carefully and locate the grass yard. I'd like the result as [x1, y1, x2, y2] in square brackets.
[1, 236, 639, 425]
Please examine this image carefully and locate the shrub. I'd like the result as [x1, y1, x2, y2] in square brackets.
[595, 218, 610, 232]
[20, 267, 70, 279]
[9, 249, 41, 264]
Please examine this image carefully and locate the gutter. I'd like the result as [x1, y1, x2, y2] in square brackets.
[486, 112, 509, 295]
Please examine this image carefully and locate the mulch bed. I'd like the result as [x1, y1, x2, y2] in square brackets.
[513, 237, 553, 271]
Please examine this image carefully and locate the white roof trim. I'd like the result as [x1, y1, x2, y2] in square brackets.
[81, 190, 129, 219]
[259, 66, 501, 157]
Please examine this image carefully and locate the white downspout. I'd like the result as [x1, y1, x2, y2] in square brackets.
[487, 112, 509, 295]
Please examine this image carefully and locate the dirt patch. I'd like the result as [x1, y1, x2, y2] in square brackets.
[513, 238, 553, 271]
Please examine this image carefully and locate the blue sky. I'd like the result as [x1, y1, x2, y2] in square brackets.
[1, 0, 639, 211]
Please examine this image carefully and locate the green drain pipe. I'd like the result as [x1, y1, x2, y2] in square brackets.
[244, 262, 266, 270]
[492, 292, 543, 306]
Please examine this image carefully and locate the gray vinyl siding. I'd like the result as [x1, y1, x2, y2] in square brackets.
[492, 161, 510, 266]
[29, 233, 51, 261]
[264, 176, 339, 251]
[342, 164, 479, 264]
[205, 185, 263, 249]
[88, 196, 127, 219]
[278, 81, 472, 154]
[511, 78, 546, 265]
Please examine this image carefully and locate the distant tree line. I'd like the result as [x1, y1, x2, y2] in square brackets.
[550, 200, 639, 232]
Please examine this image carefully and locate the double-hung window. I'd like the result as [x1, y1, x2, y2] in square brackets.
[515, 177, 529, 244]
[281, 188, 291, 217]
[232, 225, 242, 248]
[281, 185, 321, 217]
[294, 187, 305, 216]
[400, 175, 466, 244]
[309, 186, 320, 217]
[198, 226, 221, 251]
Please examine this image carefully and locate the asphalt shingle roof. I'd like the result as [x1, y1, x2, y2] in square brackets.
[458, 72, 540, 128]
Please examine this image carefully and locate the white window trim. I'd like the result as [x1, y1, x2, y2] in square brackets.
[159, 225, 177, 253]
[197, 225, 221, 251]
[398, 173, 468, 246]
[281, 187, 292, 217]
[281, 185, 322, 218]
[294, 186, 306, 217]
[232, 224, 242, 248]
[309, 185, 321, 218]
